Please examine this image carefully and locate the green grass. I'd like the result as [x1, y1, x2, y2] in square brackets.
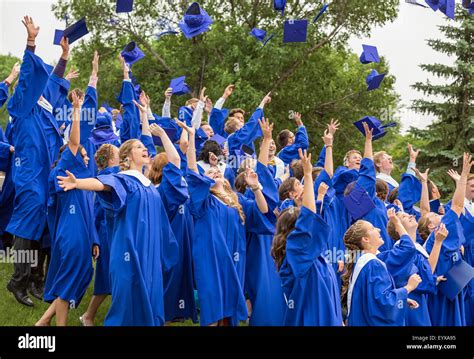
[0, 263, 200, 326]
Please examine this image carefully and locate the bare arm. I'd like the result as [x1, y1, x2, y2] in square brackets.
[244, 168, 268, 214]
[428, 224, 448, 274]
[177, 121, 198, 173]
[257, 118, 273, 167]
[68, 92, 82, 155]
[150, 123, 180, 169]
[322, 129, 334, 178]
[451, 153, 473, 216]
[57, 171, 110, 192]
[414, 168, 430, 216]
[89, 51, 99, 89]
[179, 122, 189, 155]
[300, 148, 316, 213]
[362, 121, 373, 160]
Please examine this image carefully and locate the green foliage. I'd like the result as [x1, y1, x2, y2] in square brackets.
[0, 54, 20, 129]
[410, 6, 473, 197]
[50, 0, 400, 163]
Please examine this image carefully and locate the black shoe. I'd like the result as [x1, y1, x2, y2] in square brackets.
[28, 282, 44, 300]
[7, 282, 34, 307]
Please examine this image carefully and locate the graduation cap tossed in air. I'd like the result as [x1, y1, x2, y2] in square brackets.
[360, 44, 381, 64]
[405, 0, 429, 8]
[249, 28, 274, 46]
[439, 0, 455, 19]
[274, 0, 287, 16]
[209, 134, 227, 148]
[366, 69, 386, 91]
[438, 260, 474, 301]
[153, 127, 179, 147]
[179, 2, 213, 39]
[313, 3, 329, 23]
[53, 18, 89, 45]
[121, 41, 145, 66]
[353, 116, 397, 141]
[283, 20, 309, 43]
[169, 76, 191, 96]
[116, 0, 133, 13]
[343, 184, 376, 221]
[463, 0, 474, 14]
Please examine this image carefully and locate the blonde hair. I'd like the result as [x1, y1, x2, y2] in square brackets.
[210, 179, 245, 224]
[343, 150, 362, 167]
[373, 151, 387, 173]
[185, 98, 199, 107]
[119, 139, 140, 171]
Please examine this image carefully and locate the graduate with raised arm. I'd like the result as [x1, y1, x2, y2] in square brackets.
[79, 143, 120, 326]
[0, 62, 19, 107]
[343, 122, 393, 251]
[117, 55, 141, 143]
[419, 153, 473, 326]
[35, 91, 99, 326]
[342, 215, 422, 326]
[209, 84, 233, 138]
[181, 120, 248, 326]
[225, 92, 270, 161]
[134, 99, 197, 323]
[276, 112, 309, 166]
[445, 169, 474, 325]
[55, 136, 177, 326]
[396, 144, 423, 220]
[234, 118, 285, 326]
[386, 203, 448, 326]
[6, 17, 70, 307]
[271, 148, 342, 326]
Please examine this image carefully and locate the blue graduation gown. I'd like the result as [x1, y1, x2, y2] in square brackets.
[277, 126, 309, 165]
[227, 107, 263, 160]
[44, 148, 98, 306]
[6, 50, 64, 241]
[398, 173, 422, 221]
[357, 158, 392, 251]
[96, 171, 178, 326]
[157, 163, 197, 323]
[209, 107, 229, 138]
[348, 256, 408, 326]
[0, 82, 8, 107]
[279, 207, 342, 326]
[425, 209, 466, 326]
[93, 166, 119, 295]
[0, 125, 14, 236]
[117, 81, 141, 143]
[445, 201, 474, 325]
[186, 170, 247, 326]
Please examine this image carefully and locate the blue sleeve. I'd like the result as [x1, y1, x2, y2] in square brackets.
[363, 261, 409, 325]
[285, 207, 330, 278]
[277, 126, 309, 165]
[209, 107, 228, 138]
[0, 141, 10, 160]
[140, 134, 156, 158]
[159, 163, 189, 218]
[227, 107, 263, 153]
[80, 86, 98, 145]
[255, 161, 279, 211]
[356, 158, 376, 199]
[95, 174, 128, 213]
[315, 145, 326, 168]
[377, 234, 417, 288]
[413, 255, 437, 294]
[42, 73, 70, 109]
[0, 82, 9, 108]
[239, 194, 274, 235]
[7, 49, 50, 119]
[398, 173, 422, 212]
[118, 81, 141, 142]
[186, 170, 213, 218]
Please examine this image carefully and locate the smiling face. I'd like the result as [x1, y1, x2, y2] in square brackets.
[201, 124, 214, 138]
[128, 140, 150, 168]
[426, 212, 442, 229]
[205, 165, 224, 181]
[268, 139, 276, 157]
[397, 212, 418, 231]
[346, 152, 362, 170]
[378, 153, 393, 172]
[360, 221, 384, 251]
[290, 179, 304, 200]
[80, 147, 89, 167]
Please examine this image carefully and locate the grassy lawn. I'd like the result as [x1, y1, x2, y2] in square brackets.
[0, 262, 199, 326]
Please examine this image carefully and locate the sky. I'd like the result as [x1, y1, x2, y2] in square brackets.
[0, 0, 457, 132]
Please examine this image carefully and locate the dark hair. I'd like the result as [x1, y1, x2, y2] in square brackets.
[271, 206, 301, 271]
[427, 180, 435, 201]
[291, 160, 304, 181]
[52, 144, 84, 169]
[67, 88, 84, 103]
[387, 187, 398, 203]
[312, 167, 323, 182]
[234, 172, 248, 194]
[277, 129, 292, 148]
[279, 177, 298, 201]
[376, 179, 389, 202]
[197, 140, 223, 163]
[417, 214, 432, 242]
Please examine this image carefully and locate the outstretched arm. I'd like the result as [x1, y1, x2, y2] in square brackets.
[57, 170, 109, 192]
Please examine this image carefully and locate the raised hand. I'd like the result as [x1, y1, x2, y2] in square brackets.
[199, 87, 207, 103]
[65, 67, 80, 81]
[10, 62, 20, 79]
[57, 170, 78, 192]
[408, 144, 420, 163]
[91, 50, 99, 75]
[461, 152, 473, 177]
[413, 167, 430, 183]
[60, 36, 70, 60]
[118, 54, 129, 75]
[447, 169, 461, 183]
[298, 148, 312, 176]
[176, 119, 196, 137]
[259, 92, 272, 108]
[71, 91, 83, 109]
[223, 84, 235, 99]
[258, 118, 274, 140]
[294, 112, 303, 127]
[362, 121, 373, 141]
[434, 223, 449, 243]
[149, 123, 165, 137]
[322, 129, 333, 147]
[208, 151, 218, 166]
[205, 97, 213, 113]
[133, 99, 147, 114]
[244, 168, 260, 188]
[139, 91, 150, 108]
[317, 182, 329, 198]
[164, 87, 172, 100]
[387, 207, 398, 222]
[22, 16, 40, 40]
[327, 119, 340, 136]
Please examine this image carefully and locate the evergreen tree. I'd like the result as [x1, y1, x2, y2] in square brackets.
[410, 6, 473, 195]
